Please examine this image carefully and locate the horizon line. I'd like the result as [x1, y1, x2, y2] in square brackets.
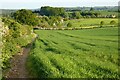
[0, 5, 118, 10]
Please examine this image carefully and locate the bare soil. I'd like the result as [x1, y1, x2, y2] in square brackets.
[4, 46, 31, 78]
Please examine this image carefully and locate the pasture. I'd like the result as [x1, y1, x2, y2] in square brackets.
[64, 18, 118, 28]
[27, 27, 119, 78]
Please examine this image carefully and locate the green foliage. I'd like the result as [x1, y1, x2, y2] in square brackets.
[100, 21, 105, 25]
[110, 20, 116, 25]
[100, 21, 105, 27]
[22, 25, 33, 35]
[67, 22, 72, 27]
[80, 11, 99, 18]
[2, 39, 21, 69]
[90, 7, 94, 11]
[40, 6, 65, 17]
[72, 11, 81, 19]
[14, 37, 28, 47]
[64, 18, 118, 28]
[28, 27, 119, 78]
[48, 16, 57, 26]
[2, 17, 14, 25]
[63, 12, 69, 18]
[12, 9, 39, 26]
[2, 18, 34, 69]
[38, 16, 64, 28]
[9, 22, 21, 38]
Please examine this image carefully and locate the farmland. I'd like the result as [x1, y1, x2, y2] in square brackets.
[64, 18, 118, 28]
[27, 27, 119, 78]
[1, 6, 119, 79]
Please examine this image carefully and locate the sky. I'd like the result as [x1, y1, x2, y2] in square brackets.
[0, 0, 120, 9]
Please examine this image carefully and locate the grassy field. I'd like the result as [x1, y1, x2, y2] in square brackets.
[27, 27, 119, 78]
[64, 18, 118, 28]
[92, 11, 118, 16]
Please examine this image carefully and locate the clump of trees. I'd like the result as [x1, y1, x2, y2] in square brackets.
[12, 9, 39, 26]
[81, 11, 100, 18]
[72, 11, 82, 19]
[37, 16, 64, 28]
[40, 6, 65, 17]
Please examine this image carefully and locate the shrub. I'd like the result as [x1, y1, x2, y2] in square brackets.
[110, 20, 116, 25]
[100, 21, 105, 25]
[12, 9, 39, 26]
[100, 21, 105, 27]
[2, 41, 21, 69]
[67, 22, 72, 27]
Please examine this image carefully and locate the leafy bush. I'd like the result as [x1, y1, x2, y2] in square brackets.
[40, 6, 65, 17]
[2, 41, 21, 69]
[2, 17, 14, 26]
[12, 9, 39, 26]
[100, 21, 105, 27]
[67, 22, 72, 27]
[100, 21, 105, 25]
[110, 20, 116, 25]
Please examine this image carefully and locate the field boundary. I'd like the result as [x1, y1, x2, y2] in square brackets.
[34, 25, 117, 30]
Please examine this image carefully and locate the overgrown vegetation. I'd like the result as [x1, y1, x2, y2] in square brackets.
[12, 9, 39, 26]
[1, 17, 34, 69]
[40, 6, 65, 17]
[67, 22, 72, 27]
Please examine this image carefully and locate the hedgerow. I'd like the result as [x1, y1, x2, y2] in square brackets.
[1, 17, 33, 69]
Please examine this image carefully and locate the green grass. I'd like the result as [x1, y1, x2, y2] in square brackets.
[64, 18, 118, 28]
[96, 11, 118, 16]
[28, 27, 119, 78]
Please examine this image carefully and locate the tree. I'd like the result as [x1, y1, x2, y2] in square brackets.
[90, 7, 94, 11]
[40, 6, 65, 17]
[100, 21, 105, 27]
[73, 11, 81, 19]
[110, 20, 116, 25]
[91, 14, 96, 18]
[12, 9, 39, 26]
[67, 22, 72, 27]
[62, 12, 69, 18]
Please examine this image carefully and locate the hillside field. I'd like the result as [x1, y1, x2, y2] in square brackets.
[27, 27, 119, 78]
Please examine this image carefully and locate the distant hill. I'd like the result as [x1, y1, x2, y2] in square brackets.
[0, 6, 118, 17]
[0, 9, 17, 17]
[65, 6, 118, 12]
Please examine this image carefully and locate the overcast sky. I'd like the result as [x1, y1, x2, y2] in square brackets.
[0, 0, 119, 9]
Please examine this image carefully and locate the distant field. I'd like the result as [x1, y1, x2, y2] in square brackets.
[64, 18, 118, 28]
[67, 11, 118, 16]
[28, 27, 119, 78]
[93, 11, 118, 16]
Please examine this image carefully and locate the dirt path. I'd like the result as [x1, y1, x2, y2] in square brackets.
[4, 44, 32, 78]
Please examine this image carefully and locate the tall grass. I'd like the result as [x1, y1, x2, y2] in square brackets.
[27, 27, 119, 78]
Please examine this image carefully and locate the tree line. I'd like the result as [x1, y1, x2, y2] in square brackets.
[33, 6, 117, 19]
